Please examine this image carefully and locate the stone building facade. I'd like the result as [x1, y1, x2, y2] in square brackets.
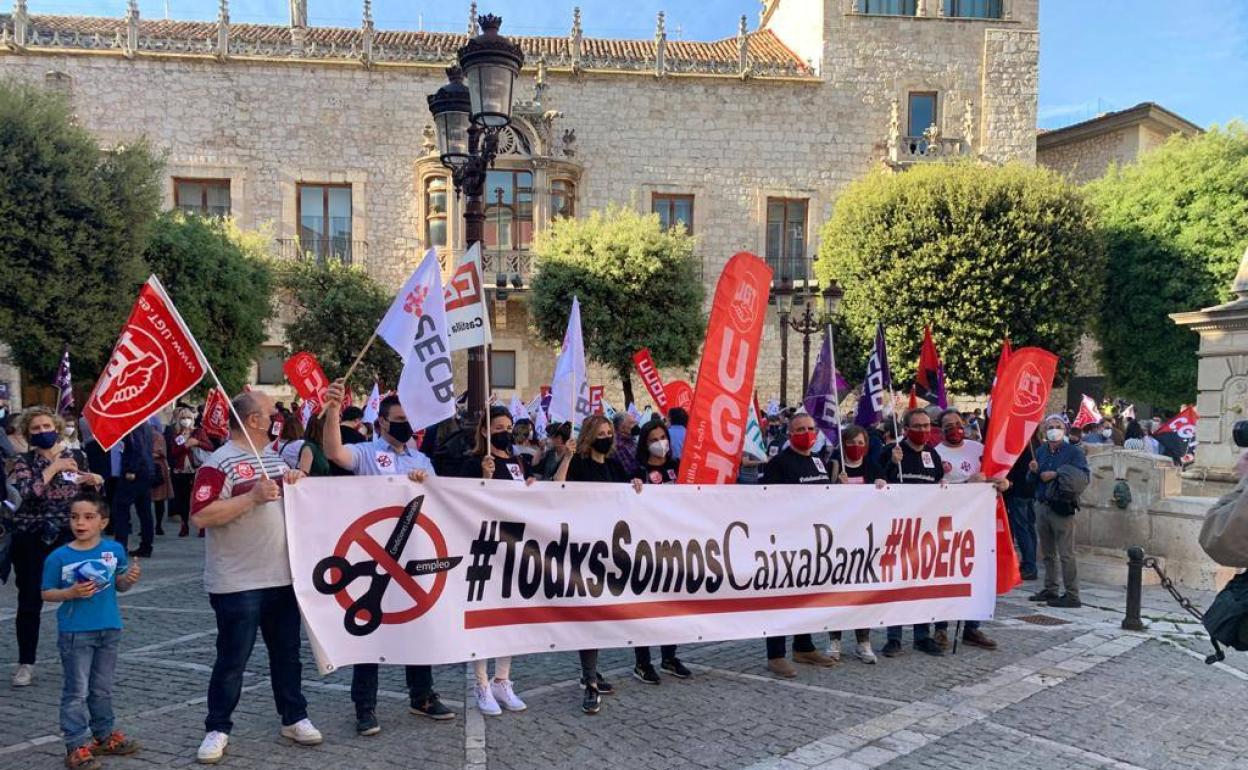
[1, 0, 1039, 408]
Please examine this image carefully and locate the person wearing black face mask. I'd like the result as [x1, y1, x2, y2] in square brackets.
[556, 415, 643, 715]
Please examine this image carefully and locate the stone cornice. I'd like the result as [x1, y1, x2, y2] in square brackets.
[1037, 102, 1204, 151]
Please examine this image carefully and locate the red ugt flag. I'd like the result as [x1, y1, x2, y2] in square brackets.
[981, 346, 1058, 595]
[202, 387, 230, 439]
[85, 276, 209, 451]
[283, 352, 329, 413]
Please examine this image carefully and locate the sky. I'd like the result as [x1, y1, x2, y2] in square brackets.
[23, 0, 1248, 130]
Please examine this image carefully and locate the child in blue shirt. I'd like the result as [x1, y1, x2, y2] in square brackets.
[41, 490, 142, 770]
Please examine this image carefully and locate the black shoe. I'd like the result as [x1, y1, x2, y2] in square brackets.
[594, 672, 614, 695]
[581, 684, 601, 715]
[632, 664, 661, 685]
[410, 694, 456, 721]
[1029, 589, 1059, 602]
[914, 638, 944, 657]
[1046, 593, 1082, 609]
[355, 711, 381, 736]
[128, 548, 152, 558]
[155, 527, 165, 536]
[660, 658, 692, 679]
[1020, 570, 1039, 581]
[881, 639, 903, 658]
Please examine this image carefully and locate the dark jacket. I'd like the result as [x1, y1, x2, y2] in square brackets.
[1004, 445, 1037, 501]
[120, 426, 155, 480]
[1028, 440, 1089, 503]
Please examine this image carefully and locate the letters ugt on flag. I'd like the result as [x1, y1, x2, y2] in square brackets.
[376, 249, 456, 429]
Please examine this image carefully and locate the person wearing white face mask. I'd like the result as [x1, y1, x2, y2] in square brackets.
[628, 420, 693, 684]
[1027, 415, 1090, 609]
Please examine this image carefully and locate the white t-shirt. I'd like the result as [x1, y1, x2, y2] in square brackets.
[939, 439, 983, 484]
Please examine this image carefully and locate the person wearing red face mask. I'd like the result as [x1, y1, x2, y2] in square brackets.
[824, 425, 883, 665]
[759, 414, 839, 677]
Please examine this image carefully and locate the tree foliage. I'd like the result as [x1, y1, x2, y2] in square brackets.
[529, 205, 705, 403]
[277, 259, 401, 391]
[0, 80, 161, 379]
[815, 162, 1103, 394]
[1086, 124, 1248, 406]
[144, 212, 276, 392]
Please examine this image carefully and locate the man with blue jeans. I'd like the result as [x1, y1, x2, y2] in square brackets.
[190, 391, 322, 764]
[1005, 447, 1039, 580]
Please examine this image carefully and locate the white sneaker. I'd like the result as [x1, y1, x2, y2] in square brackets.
[824, 645, 842, 663]
[856, 641, 878, 664]
[196, 731, 229, 764]
[475, 682, 502, 716]
[11, 664, 33, 687]
[279, 718, 323, 745]
[490, 679, 527, 712]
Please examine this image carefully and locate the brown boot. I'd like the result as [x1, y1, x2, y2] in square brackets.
[766, 657, 797, 678]
[792, 650, 839, 668]
[933, 629, 950, 650]
[962, 629, 998, 650]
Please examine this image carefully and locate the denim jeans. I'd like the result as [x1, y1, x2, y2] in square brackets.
[58, 629, 121, 751]
[350, 664, 433, 715]
[1006, 496, 1038, 576]
[206, 586, 308, 734]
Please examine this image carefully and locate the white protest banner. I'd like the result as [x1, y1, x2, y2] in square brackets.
[285, 477, 996, 672]
[444, 242, 492, 351]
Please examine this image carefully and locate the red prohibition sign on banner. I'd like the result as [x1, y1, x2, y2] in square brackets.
[327, 506, 451, 625]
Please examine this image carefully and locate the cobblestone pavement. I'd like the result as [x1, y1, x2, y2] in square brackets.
[3, 533, 1244, 770]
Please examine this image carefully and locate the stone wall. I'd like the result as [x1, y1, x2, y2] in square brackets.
[0, 0, 1038, 406]
[1037, 126, 1135, 185]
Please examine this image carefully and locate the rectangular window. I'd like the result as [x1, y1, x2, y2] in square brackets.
[256, 346, 285, 386]
[550, 179, 576, 220]
[173, 178, 231, 217]
[490, 350, 517, 390]
[907, 92, 938, 137]
[297, 183, 353, 264]
[943, 0, 1002, 18]
[652, 194, 694, 235]
[425, 176, 448, 248]
[858, 0, 916, 15]
[483, 170, 533, 251]
[765, 198, 808, 284]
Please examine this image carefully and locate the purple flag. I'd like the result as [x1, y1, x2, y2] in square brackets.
[854, 324, 893, 428]
[54, 348, 74, 416]
[803, 331, 851, 444]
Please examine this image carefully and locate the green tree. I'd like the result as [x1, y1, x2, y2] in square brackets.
[0, 80, 162, 379]
[277, 259, 401, 391]
[1087, 124, 1248, 406]
[815, 162, 1103, 393]
[529, 205, 705, 405]
[144, 212, 276, 392]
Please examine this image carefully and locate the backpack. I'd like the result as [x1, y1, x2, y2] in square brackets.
[1202, 571, 1248, 657]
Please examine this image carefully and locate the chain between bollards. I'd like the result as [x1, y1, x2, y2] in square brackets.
[1123, 545, 1146, 631]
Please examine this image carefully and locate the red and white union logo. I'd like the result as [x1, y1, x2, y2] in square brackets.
[90, 327, 169, 419]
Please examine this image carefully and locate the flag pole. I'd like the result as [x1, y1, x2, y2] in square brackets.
[826, 325, 845, 465]
[204, 366, 272, 482]
[342, 333, 378, 384]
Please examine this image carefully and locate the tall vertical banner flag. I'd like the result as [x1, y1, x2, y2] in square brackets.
[376, 249, 457, 430]
[362, 382, 382, 424]
[54, 348, 74, 416]
[84, 276, 209, 451]
[631, 349, 670, 415]
[549, 297, 591, 427]
[678, 252, 772, 484]
[283, 352, 330, 413]
[1073, 394, 1103, 429]
[854, 324, 893, 428]
[915, 326, 948, 409]
[444, 242, 493, 351]
[202, 387, 230, 439]
[980, 346, 1059, 595]
[803, 331, 851, 445]
[589, 386, 604, 415]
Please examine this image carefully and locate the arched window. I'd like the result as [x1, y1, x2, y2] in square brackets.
[550, 179, 576, 219]
[425, 176, 448, 248]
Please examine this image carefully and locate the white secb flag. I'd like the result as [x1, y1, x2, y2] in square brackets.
[743, 402, 768, 461]
[444, 243, 493, 352]
[362, 382, 382, 424]
[376, 249, 456, 429]
[548, 296, 590, 427]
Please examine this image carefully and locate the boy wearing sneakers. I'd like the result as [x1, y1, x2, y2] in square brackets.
[41, 491, 142, 770]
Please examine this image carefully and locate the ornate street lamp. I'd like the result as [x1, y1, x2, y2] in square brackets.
[427, 13, 524, 428]
[780, 280, 844, 406]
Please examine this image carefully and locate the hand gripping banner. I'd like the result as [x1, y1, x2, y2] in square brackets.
[285, 476, 997, 672]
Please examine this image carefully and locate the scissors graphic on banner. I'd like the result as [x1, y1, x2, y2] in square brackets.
[312, 496, 462, 636]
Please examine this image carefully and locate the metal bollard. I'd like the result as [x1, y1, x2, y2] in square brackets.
[1122, 546, 1145, 631]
